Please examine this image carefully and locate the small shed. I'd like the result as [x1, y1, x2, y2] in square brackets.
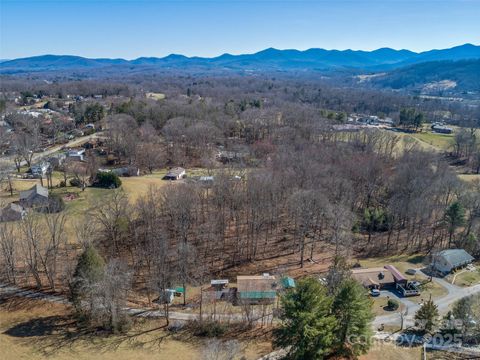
[280, 277, 296, 289]
[211, 279, 229, 291]
[162, 167, 186, 180]
[433, 249, 474, 274]
[154, 289, 176, 305]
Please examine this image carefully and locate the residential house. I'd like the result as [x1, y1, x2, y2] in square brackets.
[432, 249, 474, 274]
[162, 167, 186, 180]
[66, 148, 85, 162]
[19, 184, 49, 208]
[351, 267, 395, 290]
[47, 153, 67, 169]
[236, 274, 277, 304]
[0, 203, 26, 222]
[216, 150, 248, 163]
[352, 265, 420, 296]
[432, 124, 453, 134]
[30, 162, 50, 177]
[111, 166, 140, 177]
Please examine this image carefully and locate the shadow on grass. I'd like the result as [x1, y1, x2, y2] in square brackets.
[4, 315, 75, 337]
[3, 314, 175, 357]
[408, 255, 425, 265]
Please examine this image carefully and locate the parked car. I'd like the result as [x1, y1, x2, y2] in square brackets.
[409, 281, 421, 288]
[370, 289, 381, 297]
[406, 269, 416, 275]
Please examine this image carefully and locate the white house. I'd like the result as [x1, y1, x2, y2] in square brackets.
[66, 148, 86, 161]
[30, 162, 50, 177]
[432, 249, 474, 274]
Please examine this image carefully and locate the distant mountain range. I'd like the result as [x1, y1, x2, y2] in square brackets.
[1, 44, 479, 74]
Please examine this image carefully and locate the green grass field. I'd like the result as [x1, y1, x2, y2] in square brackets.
[447, 265, 480, 287]
[409, 131, 454, 151]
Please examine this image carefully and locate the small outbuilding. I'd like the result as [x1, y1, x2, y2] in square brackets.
[432, 249, 474, 274]
[280, 277, 296, 289]
[162, 167, 186, 180]
[154, 289, 176, 305]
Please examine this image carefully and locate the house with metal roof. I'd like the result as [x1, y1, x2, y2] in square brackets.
[280, 276, 296, 289]
[432, 249, 475, 274]
[236, 274, 277, 304]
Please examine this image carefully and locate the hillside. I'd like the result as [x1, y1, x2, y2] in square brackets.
[364, 59, 480, 93]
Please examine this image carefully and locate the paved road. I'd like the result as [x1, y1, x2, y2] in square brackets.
[2, 276, 480, 328]
[0, 283, 272, 324]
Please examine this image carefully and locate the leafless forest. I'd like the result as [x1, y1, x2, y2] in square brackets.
[0, 74, 479, 302]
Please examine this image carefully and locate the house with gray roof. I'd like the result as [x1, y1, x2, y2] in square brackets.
[432, 249, 475, 274]
[162, 167, 186, 180]
[0, 203, 26, 222]
[19, 184, 49, 208]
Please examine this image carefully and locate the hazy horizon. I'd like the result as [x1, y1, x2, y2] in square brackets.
[1, 0, 479, 60]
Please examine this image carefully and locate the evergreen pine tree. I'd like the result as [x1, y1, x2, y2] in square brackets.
[332, 279, 374, 357]
[415, 298, 439, 333]
[273, 277, 337, 359]
[70, 244, 105, 312]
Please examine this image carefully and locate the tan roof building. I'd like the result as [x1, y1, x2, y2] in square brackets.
[236, 274, 277, 303]
[351, 267, 395, 289]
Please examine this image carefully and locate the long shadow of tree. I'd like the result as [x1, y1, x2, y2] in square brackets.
[4, 315, 176, 357]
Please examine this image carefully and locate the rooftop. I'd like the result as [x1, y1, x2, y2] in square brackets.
[19, 184, 49, 200]
[351, 267, 395, 287]
[437, 249, 474, 266]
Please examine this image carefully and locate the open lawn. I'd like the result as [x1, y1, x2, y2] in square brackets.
[409, 131, 454, 152]
[357, 254, 426, 275]
[0, 297, 270, 360]
[360, 343, 421, 360]
[370, 297, 404, 317]
[447, 265, 480, 287]
[419, 280, 448, 300]
[458, 174, 480, 183]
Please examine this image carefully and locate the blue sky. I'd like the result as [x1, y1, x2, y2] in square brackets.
[1, 0, 479, 59]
